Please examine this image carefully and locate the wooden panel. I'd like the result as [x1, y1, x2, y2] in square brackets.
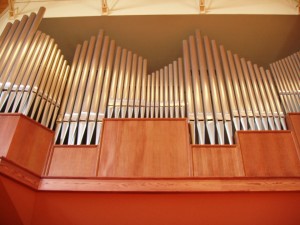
[48, 146, 98, 177]
[192, 145, 245, 177]
[237, 131, 300, 177]
[5, 114, 54, 175]
[287, 113, 300, 159]
[98, 119, 191, 177]
[0, 114, 19, 157]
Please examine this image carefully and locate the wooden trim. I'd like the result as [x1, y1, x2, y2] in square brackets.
[0, 113, 54, 133]
[1, 157, 300, 192]
[39, 177, 300, 192]
[0, 157, 40, 190]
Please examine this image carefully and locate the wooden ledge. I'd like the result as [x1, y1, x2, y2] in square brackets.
[1, 157, 300, 192]
[39, 177, 300, 192]
[0, 157, 40, 190]
[0, 113, 54, 133]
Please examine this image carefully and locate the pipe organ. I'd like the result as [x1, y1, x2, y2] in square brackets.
[0, 7, 299, 146]
[0, 7, 69, 130]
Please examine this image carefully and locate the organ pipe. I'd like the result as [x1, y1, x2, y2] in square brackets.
[0, 8, 298, 146]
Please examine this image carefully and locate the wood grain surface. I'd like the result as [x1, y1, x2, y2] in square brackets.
[192, 145, 245, 177]
[237, 130, 300, 177]
[286, 113, 300, 160]
[2, 114, 54, 175]
[48, 145, 99, 177]
[98, 119, 191, 177]
[1, 157, 299, 192]
[0, 114, 19, 157]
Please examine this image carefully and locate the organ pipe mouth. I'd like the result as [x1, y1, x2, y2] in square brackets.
[0, 7, 298, 146]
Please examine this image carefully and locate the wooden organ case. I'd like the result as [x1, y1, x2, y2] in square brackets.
[0, 7, 300, 225]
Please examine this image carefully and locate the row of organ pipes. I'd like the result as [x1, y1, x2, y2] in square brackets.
[0, 8, 299, 145]
[0, 7, 69, 130]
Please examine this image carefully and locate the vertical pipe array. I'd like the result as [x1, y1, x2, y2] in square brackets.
[180, 31, 288, 144]
[270, 51, 300, 114]
[0, 7, 70, 130]
[54, 29, 291, 145]
[55, 31, 147, 145]
[0, 14, 293, 146]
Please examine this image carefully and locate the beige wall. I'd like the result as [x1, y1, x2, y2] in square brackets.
[39, 14, 300, 72]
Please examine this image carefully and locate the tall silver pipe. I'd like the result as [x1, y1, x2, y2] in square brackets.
[173, 60, 180, 118]
[253, 64, 275, 130]
[95, 40, 116, 144]
[61, 41, 88, 144]
[50, 64, 70, 130]
[128, 53, 138, 118]
[0, 22, 12, 48]
[121, 51, 132, 118]
[0, 16, 29, 75]
[220, 45, 240, 132]
[259, 67, 282, 130]
[240, 58, 263, 130]
[86, 36, 110, 143]
[233, 54, 255, 130]
[168, 63, 174, 118]
[183, 39, 197, 144]
[114, 48, 127, 119]
[24, 38, 55, 117]
[155, 70, 160, 118]
[0, 8, 45, 97]
[107, 46, 122, 118]
[17, 34, 50, 114]
[150, 72, 155, 118]
[146, 74, 151, 118]
[265, 69, 286, 129]
[195, 32, 214, 144]
[140, 60, 147, 118]
[178, 58, 186, 118]
[211, 40, 232, 144]
[55, 44, 81, 143]
[159, 68, 164, 118]
[187, 36, 205, 143]
[293, 52, 300, 68]
[77, 31, 104, 143]
[69, 36, 96, 144]
[133, 57, 143, 118]
[286, 57, 300, 93]
[41, 54, 64, 127]
[270, 63, 291, 113]
[281, 59, 300, 110]
[227, 51, 248, 130]
[247, 61, 268, 130]
[277, 60, 300, 110]
[273, 62, 297, 112]
[2, 30, 42, 111]
[204, 37, 224, 144]
[163, 66, 169, 118]
[45, 59, 67, 127]
[0, 20, 21, 61]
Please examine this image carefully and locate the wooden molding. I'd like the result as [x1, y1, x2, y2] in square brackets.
[0, 157, 40, 190]
[1, 157, 300, 192]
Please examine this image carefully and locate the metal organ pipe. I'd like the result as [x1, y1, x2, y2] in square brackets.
[0, 12, 296, 146]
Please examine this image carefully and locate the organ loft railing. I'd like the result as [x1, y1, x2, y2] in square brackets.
[0, 7, 299, 146]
